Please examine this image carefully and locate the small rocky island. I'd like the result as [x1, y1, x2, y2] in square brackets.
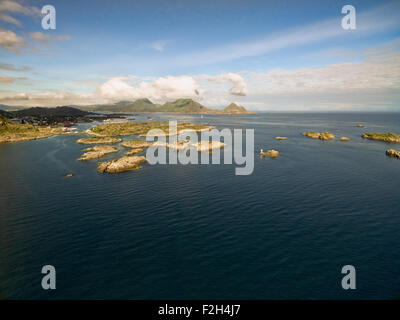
[97, 156, 147, 173]
[386, 149, 400, 159]
[121, 140, 152, 148]
[361, 132, 400, 143]
[126, 148, 144, 156]
[194, 141, 225, 152]
[218, 103, 256, 114]
[302, 131, 335, 140]
[260, 149, 280, 158]
[145, 139, 226, 152]
[81, 121, 223, 173]
[88, 121, 215, 137]
[267, 149, 280, 158]
[77, 136, 123, 144]
[78, 145, 119, 161]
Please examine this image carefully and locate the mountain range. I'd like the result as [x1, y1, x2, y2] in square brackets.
[0, 99, 255, 116]
[81, 99, 255, 114]
[11, 106, 93, 118]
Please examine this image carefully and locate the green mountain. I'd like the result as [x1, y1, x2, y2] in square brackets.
[82, 98, 255, 114]
[161, 99, 209, 113]
[84, 98, 210, 113]
[12, 106, 92, 117]
[84, 98, 158, 112]
[222, 103, 253, 114]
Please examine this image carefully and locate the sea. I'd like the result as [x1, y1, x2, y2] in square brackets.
[0, 112, 399, 299]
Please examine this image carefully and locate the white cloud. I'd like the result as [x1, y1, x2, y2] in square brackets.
[0, 0, 40, 15]
[246, 52, 400, 96]
[0, 28, 25, 52]
[0, 90, 104, 106]
[0, 12, 21, 26]
[139, 39, 172, 52]
[205, 73, 248, 96]
[150, 40, 170, 52]
[0, 75, 205, 107]
[0, 63, 30, 71]
[0, 75, 27, 84]
[98, 75, 204, 103]
[0, 30, 70, 53]
[0, 76, 14, 84]
[0, 0, 41, 26]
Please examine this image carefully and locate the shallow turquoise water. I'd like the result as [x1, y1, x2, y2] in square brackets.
[0, 113, 399, 299]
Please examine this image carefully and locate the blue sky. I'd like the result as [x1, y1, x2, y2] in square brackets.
[1, 0, 400, 110]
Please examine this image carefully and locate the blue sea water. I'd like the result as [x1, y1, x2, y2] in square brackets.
[0, 112, 399, 300]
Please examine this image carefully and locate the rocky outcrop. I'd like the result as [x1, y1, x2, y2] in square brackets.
[220, 103, 255, 114]
[120, 140, 152, 148]
[139, 125, 216, 137]
[193, 141, 225, 152]
[357, 124, 364, 128]
[319, 132, 335, 140]
[361, 132, 400, 143]
[302, 131, 320, 139]
[386, 149, 400, 159]
[89, 121, 215, 137]
[267, 149, 280, 158]
[77, 137, 122, 144]
[302, 131, 335, 140]
[340, 137, 350, 141]
[97, 156, 147, 173]
[78, 145, 119, 161]
[152, 140, 187, 151]
[126, 148, 144, 155]
[152, 140, 225, 152]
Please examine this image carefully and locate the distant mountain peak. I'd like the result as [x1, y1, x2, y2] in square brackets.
[79, 98, 255, 114]
[13, 106, 92, 117]
[135, 98, 154, 104]
[162, 98, 207, 112]
[223, 102, 252, 113]
[115, 100, 133, 105]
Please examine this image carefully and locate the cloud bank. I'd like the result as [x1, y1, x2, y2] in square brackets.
[205, 73, 248, 96]
[1, 45, 399, 111]
[98, 76, 204, 103]
[0, 0, 40, 27]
